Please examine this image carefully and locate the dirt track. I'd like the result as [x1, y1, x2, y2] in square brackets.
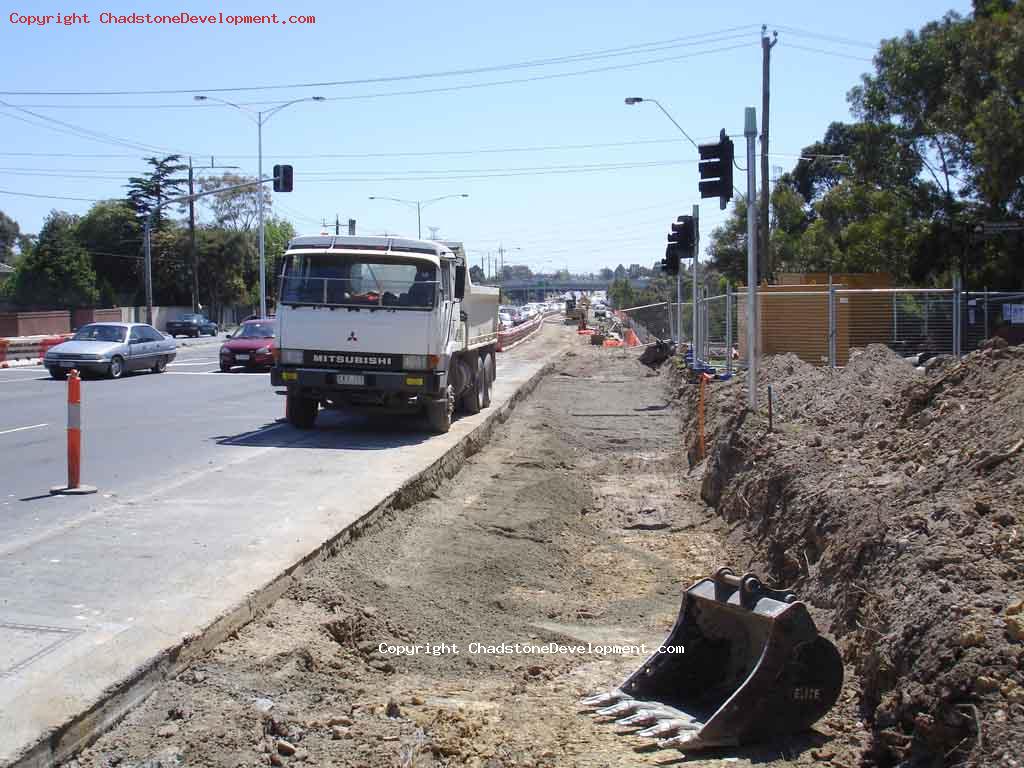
[65, 337, 871, 768]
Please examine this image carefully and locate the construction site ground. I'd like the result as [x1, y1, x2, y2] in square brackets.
[60, 334, 1023, 768]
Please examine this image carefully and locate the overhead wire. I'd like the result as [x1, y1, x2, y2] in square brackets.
[0, 26, 760, 97]
[0, 99, 189, 155]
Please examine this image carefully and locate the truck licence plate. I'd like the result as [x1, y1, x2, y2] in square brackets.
[336, 374, 365, 386]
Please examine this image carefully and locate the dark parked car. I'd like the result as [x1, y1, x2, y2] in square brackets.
[219, 319, 276, 372]
[166, 313, 218, 338]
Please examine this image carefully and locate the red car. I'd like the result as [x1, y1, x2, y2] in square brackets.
[219, 319, 276, 372]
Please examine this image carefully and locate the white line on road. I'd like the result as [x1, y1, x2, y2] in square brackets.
[0, 423, 48, 436]
[165, 371, 220, 375]
[167, 361, 219, 367]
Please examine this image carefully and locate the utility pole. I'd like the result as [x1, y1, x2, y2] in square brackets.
[745, 107, 759, 410]
[188, 158, 198, 313]
[144, 218, 153, 326]
[760, 26, 778, 282]
[334, 214, 340, 235]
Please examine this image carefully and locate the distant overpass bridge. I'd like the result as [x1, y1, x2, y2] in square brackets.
[486, 277, 652, 302]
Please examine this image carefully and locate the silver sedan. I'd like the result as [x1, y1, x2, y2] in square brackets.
[44, 322, 177, 380]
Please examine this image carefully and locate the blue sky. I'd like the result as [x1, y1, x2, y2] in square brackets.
[0, 0, 969, 275]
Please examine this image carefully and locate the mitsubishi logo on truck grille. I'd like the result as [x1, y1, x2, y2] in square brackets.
[347, 331, 358, 342]
[306, 351, 399, 369]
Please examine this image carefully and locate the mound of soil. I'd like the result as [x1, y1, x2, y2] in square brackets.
[682, 342, 1024, 766]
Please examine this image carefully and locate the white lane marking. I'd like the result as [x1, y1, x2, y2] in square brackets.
[164, 371, 221, 375]
[167, 360, 219, 367]
[0, 423, 48, 436]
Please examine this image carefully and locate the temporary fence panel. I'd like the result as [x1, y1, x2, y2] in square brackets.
[840, 289, 956, 362]
[700, 294, 731, 367]
[963, 291, 1024, 351]
[620, 302, 674, 345]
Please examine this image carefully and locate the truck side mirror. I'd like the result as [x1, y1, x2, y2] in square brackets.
[454, 265, 466, 300]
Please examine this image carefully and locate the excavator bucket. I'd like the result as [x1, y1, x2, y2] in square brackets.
[581, 568, 843, 751]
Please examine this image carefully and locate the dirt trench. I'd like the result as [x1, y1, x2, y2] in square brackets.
[678, 342, 1024, 768]
[66, 340, 767, 768]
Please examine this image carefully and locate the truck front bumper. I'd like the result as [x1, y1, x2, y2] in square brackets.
[272, 366, 445, 395]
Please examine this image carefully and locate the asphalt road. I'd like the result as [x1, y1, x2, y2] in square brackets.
[0, 336, 280, 544]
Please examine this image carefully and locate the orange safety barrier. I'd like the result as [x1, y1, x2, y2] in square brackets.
[603, 339, 623, 347]
[50, 368, 97, 495]
[68, 369, 81, 488]
[577, 328, 596, 335]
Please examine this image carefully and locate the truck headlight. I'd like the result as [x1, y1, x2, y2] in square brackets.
[279, 348, 303, 364]
[402, 354, 439, 370]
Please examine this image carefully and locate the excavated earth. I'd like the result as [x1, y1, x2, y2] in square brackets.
[677, 341, 1024, 768]
[61, 338, 873, 768]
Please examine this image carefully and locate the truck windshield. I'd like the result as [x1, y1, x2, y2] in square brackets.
[279, 253, 438, 309]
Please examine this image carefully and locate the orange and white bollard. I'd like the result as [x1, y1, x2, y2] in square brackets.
[50, 369, 97, 495]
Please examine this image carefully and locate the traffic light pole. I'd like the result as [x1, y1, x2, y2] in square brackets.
[692, 204, 699, 363]
[745, 107, 759, 409]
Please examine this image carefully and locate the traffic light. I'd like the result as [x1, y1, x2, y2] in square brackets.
[661, 215, 695, 275]
[272, 164, 294, 192]
[698, 129, 734, 210]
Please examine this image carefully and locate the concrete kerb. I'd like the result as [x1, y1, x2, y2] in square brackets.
[9, 357, 560, 768]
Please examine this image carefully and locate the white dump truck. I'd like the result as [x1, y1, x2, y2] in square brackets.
[271, 235, 499, 433]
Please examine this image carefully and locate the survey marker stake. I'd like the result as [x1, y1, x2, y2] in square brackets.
[50, 368, 97, 495]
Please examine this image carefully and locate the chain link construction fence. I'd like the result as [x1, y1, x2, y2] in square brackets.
[693, 278, 1022, 372]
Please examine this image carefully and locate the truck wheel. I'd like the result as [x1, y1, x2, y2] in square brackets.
[426, 386, 454, 434]
[460, 358, 483, 415]
[286, 392, 318, 429]
[480, 353, 493, 409]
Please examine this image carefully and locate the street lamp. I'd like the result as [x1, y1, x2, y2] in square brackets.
[624, 95, 699, 350]
[194, 94, 325, 319]
[367, 194, 469, 239]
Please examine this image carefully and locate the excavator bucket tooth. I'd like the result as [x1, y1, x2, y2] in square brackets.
[579, 690, 627, 709]
[595, 700, 641, 718]
[587, 568, 844, 751]
[636, 718, 701, 739]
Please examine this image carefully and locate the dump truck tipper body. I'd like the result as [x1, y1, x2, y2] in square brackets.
[271, 235, 499, 433]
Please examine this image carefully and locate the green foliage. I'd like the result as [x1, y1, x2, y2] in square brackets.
[0, 210, 20, 263]
[708, 3, 1024, 289]
[263, 217, 296, 305]
[126, 155, 188, 228]
[607, 277, 635, 309]
[77, 200, 142, 300]
[11, 211, 98, 308]
[198, 172, 270, 231]
[469, 264, 485, 283]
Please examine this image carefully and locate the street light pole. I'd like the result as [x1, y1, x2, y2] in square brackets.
[194, 94, 324, 319]
[367, 194, 468, 240]
[257, 113, 265, 317]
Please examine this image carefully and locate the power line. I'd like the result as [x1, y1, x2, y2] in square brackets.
[310, 42, 752, 104]
[0, 99, 185, 155]
[0, 137, 716, 162]
[782, 43, 874, 62]
[767, 24, 876, 49]
[0, 188, 105, 202]
[0, 27, 759, 97]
